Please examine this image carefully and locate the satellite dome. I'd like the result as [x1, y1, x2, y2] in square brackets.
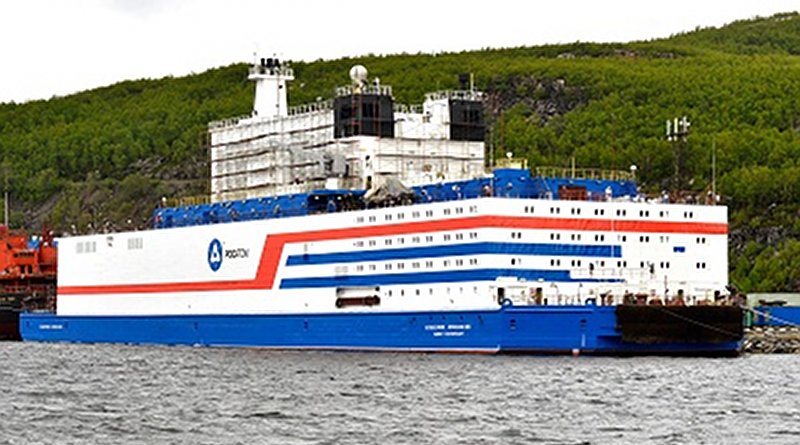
[349, 65, 368, 85]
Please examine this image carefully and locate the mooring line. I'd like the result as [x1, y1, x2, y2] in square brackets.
[653, 305, 743, 339]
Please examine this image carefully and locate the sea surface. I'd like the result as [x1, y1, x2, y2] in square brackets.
[1, 343, 799, 445]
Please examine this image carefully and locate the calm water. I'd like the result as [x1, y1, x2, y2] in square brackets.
[1, 343, 799, 445]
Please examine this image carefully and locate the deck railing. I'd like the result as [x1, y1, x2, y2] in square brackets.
[533, 166, 635, 181]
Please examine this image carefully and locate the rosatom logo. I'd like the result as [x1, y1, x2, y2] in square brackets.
[208, 238, 223, 272]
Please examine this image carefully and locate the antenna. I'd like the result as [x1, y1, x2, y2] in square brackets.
[712, 137, 717, 205]
[666, 115, 691, 191]
[2, 157, 8, 227]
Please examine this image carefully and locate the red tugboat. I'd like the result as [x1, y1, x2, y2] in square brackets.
[0, 226, 57, 340]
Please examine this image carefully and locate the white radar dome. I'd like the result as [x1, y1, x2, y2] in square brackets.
[349, 65, 368, 85]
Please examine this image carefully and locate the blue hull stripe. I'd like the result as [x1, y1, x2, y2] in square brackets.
[286, 242, 622, 266]
[279, 268, 623, 289]
[19, 307, 741, 355]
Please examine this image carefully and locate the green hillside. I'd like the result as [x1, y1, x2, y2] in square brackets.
[1, 12, 800, 292]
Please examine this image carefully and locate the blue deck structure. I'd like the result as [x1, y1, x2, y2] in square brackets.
[153, 168, 639, 229]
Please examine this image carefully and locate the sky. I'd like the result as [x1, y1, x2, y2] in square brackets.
[1, 0, 797, 104]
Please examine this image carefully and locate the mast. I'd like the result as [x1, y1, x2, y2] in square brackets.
[2, 157, 8, 227]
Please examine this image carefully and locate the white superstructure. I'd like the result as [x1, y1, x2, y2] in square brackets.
[57, 196, 728, 317]
[209, 61, 485, 201]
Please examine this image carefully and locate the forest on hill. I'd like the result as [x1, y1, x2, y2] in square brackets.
[1, 12, 800, 292]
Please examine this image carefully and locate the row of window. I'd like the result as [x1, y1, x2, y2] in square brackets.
[545, 260, 676, 270]
[386, 286, 480, 297]
[354, 257, 482, 272]
[549, 259, 667, 269]
[545, 233, 709, 245]
[75, 241, 97, 254]
[353, 232, 479, 248]
[526, 205, 698, 220]
[76, 237, 145, 253]
[352, 231, 710, 248]
[354, 204, 701, 225]
[542, 233, 695, 244]
[356, 205, 479, 224]
[377, 257, 480, 271]
[127, 237, 144, 250]
[350, 256, 702, 272]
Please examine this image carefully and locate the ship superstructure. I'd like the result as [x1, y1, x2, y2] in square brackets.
[209, 60, 484, 201]
[0, 226, 57, 340]
[21, 60, 742, 355]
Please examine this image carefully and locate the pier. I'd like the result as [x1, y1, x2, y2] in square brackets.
[744, 305, 800, 353]
[744, 326, 800, 354]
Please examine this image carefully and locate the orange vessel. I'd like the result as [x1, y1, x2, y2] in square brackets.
[0, 226, 57, 340]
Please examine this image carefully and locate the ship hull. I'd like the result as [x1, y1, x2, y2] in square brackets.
[0, 309, 20, 341]
[20, 305, 742, 356]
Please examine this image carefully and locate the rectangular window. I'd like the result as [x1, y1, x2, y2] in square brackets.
[77, 241, 97, 254]
[127, 237, 144, 250]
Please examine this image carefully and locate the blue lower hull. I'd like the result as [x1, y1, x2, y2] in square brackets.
[20, 306, 742, 356]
